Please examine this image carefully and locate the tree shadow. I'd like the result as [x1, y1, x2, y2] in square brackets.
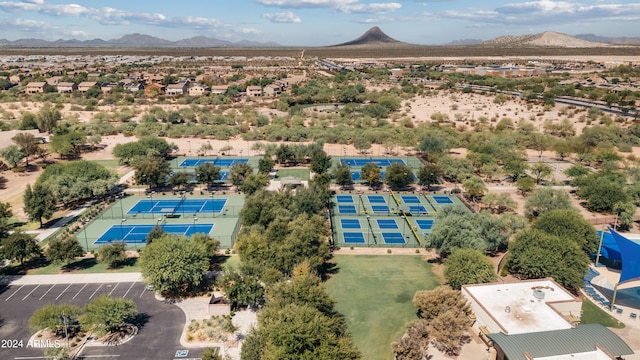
[131, 313, 150, 331]
[41, 216, 64, 229]
[61, 258, 98, 272]
[1, 256, 51, 275]
[320, 261, 340, 280]
[0, 176, 7, 189]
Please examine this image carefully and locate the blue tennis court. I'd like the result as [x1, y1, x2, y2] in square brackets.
[351, 172, 361, 181]
[179, 158, 249, 167]
[377, 219, 398, 229]
[338, 205, 357, 214]
[341, 158, 406, 167]
[382, 232, 406, 244]
[368, 195, 386, 203]
[407, 206, 428, 214]
[371, 205, 390, 214]
[343, 232, 366, 244]
[128, 199, 227, 215]
[401, 195, 421, 204]
[337, 195, 354, 203]
[95, 224, 214, 245]
[341, 219, 361, 229]
[416, 219, 434, 230]
[433, 195, 454, 204]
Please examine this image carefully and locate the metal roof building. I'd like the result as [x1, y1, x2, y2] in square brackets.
[488, 324, 634, 360]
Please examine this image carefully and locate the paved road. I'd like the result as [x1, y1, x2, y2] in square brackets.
[0, 280, 202, 360]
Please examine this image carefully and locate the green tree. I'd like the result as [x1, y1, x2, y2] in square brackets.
[392, 319, 430, 360]
[49, 131, 86, 159]
[80, 294, 137, 336]
[229, 163, 254, 188]
[310, 151, 332, 174]
[418, 133, 450, 162]
[241, 303, 361, 360]
[516, 176, 536, 196]
[384, 163, 414, 189]
[45, 236, 84, 264]
[508, 229, 589, 289]
[12, 132, 40, 166]
[266, 265, 335, 316]
[462, 176, 487, 202]
[0, 201, 13, 240]
[140, 234, 210, 295]
[201, 347, 223, 360]
[504, 158, 528, 182]
[1, 231, 41, 266]
[113, 137, 177, 164]
[565, 164, 591, 179]
[240, 173, 270, 195]
[133, 157, 172, 190]
[612, 201, 636, 231]
[428, 206, 485, 255]
[29, 303, 81, 335]
[532, 209, 600, 254]
[217, 262, 265, 308]
[530, 162, 553, 184]
[24, 183, 57, 227]
[417, 164, 442, 190]
[36, 106, 62, 133]
[437, 156, 473, 183]
[96, 242, 127, 269]
[195, 163, 222, 189]
[167, 171, 191, 190]
[146, 225, 164, 245]
[444, 248, 497, 290]
[412, 286, 471, 321]
[482, 193, 516, 214]
[332, 163, 353, 188]
[257, 155, 275, 174]
[360, 162, 382, 188]
[0, 145, 24, 168]
[524, 188, 573, 218]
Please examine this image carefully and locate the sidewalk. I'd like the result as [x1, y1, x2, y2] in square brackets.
[0, 272, 143, 285]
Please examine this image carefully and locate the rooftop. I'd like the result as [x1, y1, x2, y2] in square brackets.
[463, 279, 576, 334]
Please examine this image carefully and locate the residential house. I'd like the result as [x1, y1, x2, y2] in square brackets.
[56, 82, 77, 93]
[100, 83, 118, 93]
[263, 83, 283, 97]
[77, 81, 97, 93]
[165, 81, 189, 96]
[45, 76, 62, 86]
[123, 82, 145, 93]
[210, 85, 229, 95]
[25, 82, 46, 94]
[144, 83, 165, 96]
[246, 85, 262, 97]
[188, 84, 209, 97]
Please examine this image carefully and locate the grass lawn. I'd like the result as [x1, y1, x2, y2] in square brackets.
[275, 168, 310, 181]
[581, 298, 626, 329]
[25, 257, 140, 275]
[90, 159, 123, 173]
[326, 255, 439, 360]
[580, 298, 625, 329]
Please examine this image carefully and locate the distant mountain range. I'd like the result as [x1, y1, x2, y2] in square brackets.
[0, 33, 281, 48]
[0, 29, 637, 48]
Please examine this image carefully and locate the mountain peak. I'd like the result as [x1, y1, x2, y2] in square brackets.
[332, 26, 404, 47]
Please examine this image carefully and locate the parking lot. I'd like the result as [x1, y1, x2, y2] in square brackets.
[0, 281, 203, 359]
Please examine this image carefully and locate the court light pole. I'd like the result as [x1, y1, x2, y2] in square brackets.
[83, 219, 89, 253]
[193, 215, 198, 236]
[120, 218, 126, 242]
[366, 215, 371, 247]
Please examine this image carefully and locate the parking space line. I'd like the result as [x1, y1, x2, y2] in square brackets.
[39, 284, 56, 300]
[4, 285, 25, 301]
[73, 283, 88, 299]
[89, 284, 103, 299]
[109, 283, 120, 296]
[56, 284, 73, 300]
[139, 286, 147, 298]
[22, 284, 40, 301]
[122, 282, 136, 298]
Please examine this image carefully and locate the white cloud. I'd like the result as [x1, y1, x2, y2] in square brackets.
[338, 3, 401, 14]
[257, 0, 357, 8]
[263, 11, 302, 23]
[434, 0, 640, 25]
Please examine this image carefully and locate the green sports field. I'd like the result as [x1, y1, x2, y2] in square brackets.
[326, 255, 440, 360]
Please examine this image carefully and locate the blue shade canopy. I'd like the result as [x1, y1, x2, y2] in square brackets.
[597, 230, 623, 261]
[609, 228, 640, 284]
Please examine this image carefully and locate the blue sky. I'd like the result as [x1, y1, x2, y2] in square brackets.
[0, 0, 638, 45]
